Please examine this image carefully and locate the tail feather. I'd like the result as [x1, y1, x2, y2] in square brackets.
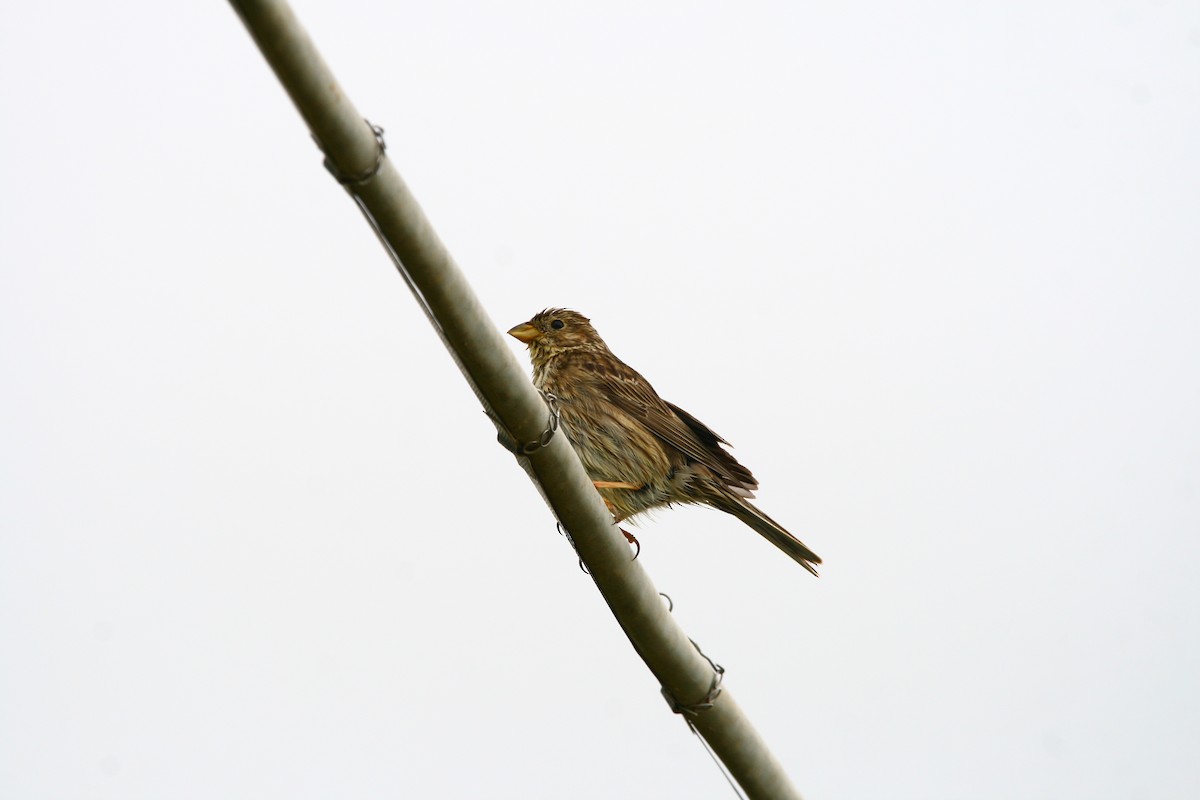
[718, 498, 821, 576]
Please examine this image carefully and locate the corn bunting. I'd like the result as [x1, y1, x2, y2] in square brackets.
[508, 308, 821, 575]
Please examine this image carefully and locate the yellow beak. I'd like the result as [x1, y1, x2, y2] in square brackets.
[507, 322, 542, 343]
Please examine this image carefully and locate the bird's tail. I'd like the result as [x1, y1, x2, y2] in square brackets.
[717, 497, 822, 576]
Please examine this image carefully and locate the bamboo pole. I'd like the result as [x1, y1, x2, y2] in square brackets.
[227, 2, 804, 797]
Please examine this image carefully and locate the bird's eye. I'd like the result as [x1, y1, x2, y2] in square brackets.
[551, 319, 565, 330]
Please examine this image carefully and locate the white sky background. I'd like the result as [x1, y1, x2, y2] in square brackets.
[2, 1, 1198, 797]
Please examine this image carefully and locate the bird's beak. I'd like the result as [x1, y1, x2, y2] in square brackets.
[507, 322, 542, 343]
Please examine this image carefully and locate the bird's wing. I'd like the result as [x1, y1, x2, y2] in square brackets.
[578, 353, 759, 494]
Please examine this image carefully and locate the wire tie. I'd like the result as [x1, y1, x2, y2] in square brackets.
[661, 639, 725, 717]
[517, 391, 561, 454]
[315, 119, 387, 187]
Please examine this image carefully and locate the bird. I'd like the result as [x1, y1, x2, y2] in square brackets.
[507, 308, 821, 575]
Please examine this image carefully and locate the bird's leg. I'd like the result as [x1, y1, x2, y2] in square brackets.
[592, 480, 644, 491]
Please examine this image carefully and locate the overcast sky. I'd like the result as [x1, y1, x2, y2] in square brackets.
[3, 2, 1199, 798]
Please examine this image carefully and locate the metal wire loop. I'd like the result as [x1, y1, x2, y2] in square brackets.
[518, 391, 561, 454]
[661, 639, 725, 717]
[555, 521, 590, 574]
[689, 637, 726, 683]
[318, 119, 387, 187]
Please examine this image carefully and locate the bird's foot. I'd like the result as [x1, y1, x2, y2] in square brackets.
[619, 527, 640, 560]
[593, 489, 641, 559]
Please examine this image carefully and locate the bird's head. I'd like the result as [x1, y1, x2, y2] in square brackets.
[507, 308, 607, 363]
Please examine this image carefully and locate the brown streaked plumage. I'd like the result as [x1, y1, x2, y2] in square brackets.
[508, 308, 821, 575]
